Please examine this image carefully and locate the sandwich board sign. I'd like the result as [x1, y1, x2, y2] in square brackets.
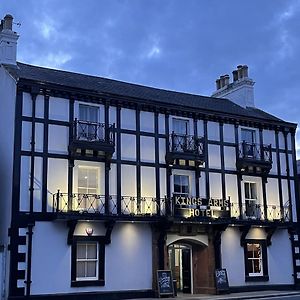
[157, 270, 174, 297]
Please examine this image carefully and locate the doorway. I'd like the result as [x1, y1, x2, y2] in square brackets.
[168, 244, 192, 293]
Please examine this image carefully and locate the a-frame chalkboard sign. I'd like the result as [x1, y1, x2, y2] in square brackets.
[157, 270, 174, 297]
[215, 268, 230, 294]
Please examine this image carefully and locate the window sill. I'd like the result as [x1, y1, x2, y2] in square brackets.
[245, 275, 269, 282]
[71, 279, 105, 287]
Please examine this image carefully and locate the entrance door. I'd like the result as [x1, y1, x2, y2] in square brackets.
[168, 244, 192, 294]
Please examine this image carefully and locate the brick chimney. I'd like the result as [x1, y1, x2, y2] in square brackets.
[0, 14, 19, 65]
[211, 65, 255, 108]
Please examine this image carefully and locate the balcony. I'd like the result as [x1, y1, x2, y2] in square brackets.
[236, 142, 272, 175]
[69, 119, 115, 158]
[52, 192, 168, 220]
[230, 202, 290, 222]
[166, 133, 205, 166]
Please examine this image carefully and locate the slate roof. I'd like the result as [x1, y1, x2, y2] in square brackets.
[4, 62, 292, 125]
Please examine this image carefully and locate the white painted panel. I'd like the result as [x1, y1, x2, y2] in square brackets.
[109, 164, 117, 196]
[20, 156, 30, 212]
[140, 136, 155, 163]
[48, 125, 69, 154]
[268, 229, 293, 284]
[121, 108, 136, 130]
[47, 158, 68, 212]
[290, 180, 297, 222]
[49, 97, 69, 121]
[121, 165, 136, 196]
[246, 227, 267, 240]
[224, 146, 236, 170]
[289, 154, 294, 176]
[140, 111, 154, 132]
[221, 228, 244, 286]
[197, 120, 204, 137]
[141, 167, 155, 197]
[269, 152, 277, 175]
[35, 122, 43, 152]
[199, 171, 206, 198]
[223, 124, 235, 143]
[121, 134, 136, 160]
[171, 170, 195, 196]
[263, 129, 275, 146]
[287, 133, 292, 151]
[21, 121, 31, 151]
[22, 92, 32, 117]
[33, 157, 43, 212]
[73, 160, 105, 195]
[280, 153, 287, 175]
[109, 106, 116, 125]
[35, 95, 44, 118]
[207, 121, 220, 141]
[266, 178, 280, 206]
[208, 145, 221, 169]
[225, 174, 238, 205]
[209, 173, 222, 199]
[159, 138, 166, 164]
[278, 132, 285, 149]
[158, 114, 165, 134]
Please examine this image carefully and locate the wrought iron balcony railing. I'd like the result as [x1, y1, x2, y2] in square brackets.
[169, 133, 204, 155]
[73, 119, 115, 145]
[52, 192, 168, 217]
[230, 202, 290, 222]
[239, 142, 272, 162]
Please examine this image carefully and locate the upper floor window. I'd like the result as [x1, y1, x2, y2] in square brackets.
[244, 182, 258, 218]
[174, 175, 189, 196]
[173, 118, 189, 135]
[79, 104, 99, 123]
[244, 182, 257, 200]
[78, 105, 100, 141]
[241, 129, 256, 157]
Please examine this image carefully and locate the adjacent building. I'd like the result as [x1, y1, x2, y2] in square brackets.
[0, 14, 299, 300]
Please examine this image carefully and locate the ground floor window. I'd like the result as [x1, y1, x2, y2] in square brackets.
[244, 240, 269, 281]
[71, 238, 105, 287]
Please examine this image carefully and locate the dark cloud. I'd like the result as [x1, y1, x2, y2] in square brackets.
[2, 0, 300, 155]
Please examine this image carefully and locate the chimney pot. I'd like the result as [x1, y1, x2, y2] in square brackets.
[216, 78, 221, 90]
[224, 74, 230, 86]
[232, 70, 238, 82]
[237, 65, 244, 79]
[242, 65, 248, 78]
[3, 14, 13, 30]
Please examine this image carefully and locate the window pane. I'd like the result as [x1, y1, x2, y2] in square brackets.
[253, 259, 261, 273]
[79, 105, 88, 121]
[174, 175, 181, 193]
[173, 119, 188, 135]
[245, 183, 250, 199]
[88, 169, 98, 189]
[87, 244, 97, 259]
[87, 261, 97, 277]
[250, 183, 257, 199]
[242, 129, 255, 143]
[247, 259, 253, 273]
[76, 261, 85, 278]
[88, 107, 98, 123]
[77, 244, 86, 259]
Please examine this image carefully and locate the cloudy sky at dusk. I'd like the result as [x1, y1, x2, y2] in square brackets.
[2, 0, 300, 155]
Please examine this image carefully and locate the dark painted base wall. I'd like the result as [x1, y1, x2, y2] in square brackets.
[8, 289, 155, 300]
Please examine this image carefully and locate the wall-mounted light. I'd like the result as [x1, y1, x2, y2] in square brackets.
[85, 227, 93, 236]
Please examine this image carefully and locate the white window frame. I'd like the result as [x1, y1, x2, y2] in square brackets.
[77, 102, 101, 122]
[76, 242, 99, 281]
[246, 243, 263, 277]
[173, 174, 190, 197]
[172, 117, 190, 135]
[244, 182, 257, 201]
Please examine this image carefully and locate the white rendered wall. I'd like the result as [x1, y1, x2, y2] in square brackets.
[30, 222, 153, 294]
[221, 227, 293, 286]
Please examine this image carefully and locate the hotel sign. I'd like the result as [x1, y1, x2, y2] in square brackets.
[174, 196, 230, 219]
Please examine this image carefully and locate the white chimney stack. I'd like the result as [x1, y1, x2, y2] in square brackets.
[212, 65, 255, 108]
[0, 14, 19, 65]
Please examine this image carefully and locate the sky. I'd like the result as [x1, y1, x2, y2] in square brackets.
[1, 0, 300, 156]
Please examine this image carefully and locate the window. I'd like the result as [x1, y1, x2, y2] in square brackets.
[173, 118, 189, 135]
[244, 240, 268, 281]
[172, 119, 190, 152]
[244, 182, 258, 218]
[78, 104, 100, 141]
[71, 239, 105, 287]
[241, 129, 256, 157]
[77, 166, 100, 212]
[76, 242, 98, 280]
[174, 175, 189, 196]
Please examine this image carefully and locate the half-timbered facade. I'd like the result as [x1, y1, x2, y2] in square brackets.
[0, 14, 300, 300]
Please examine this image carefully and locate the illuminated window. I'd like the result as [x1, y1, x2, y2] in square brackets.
[71, 239, 105, 287]
[174, 175, 189, 196]
[76, 242, 98, 280]
[244, 182, 258, 218]
[244, 240, 268, 281]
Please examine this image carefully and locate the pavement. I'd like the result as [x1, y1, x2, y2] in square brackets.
[133, 290, 300, 300]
